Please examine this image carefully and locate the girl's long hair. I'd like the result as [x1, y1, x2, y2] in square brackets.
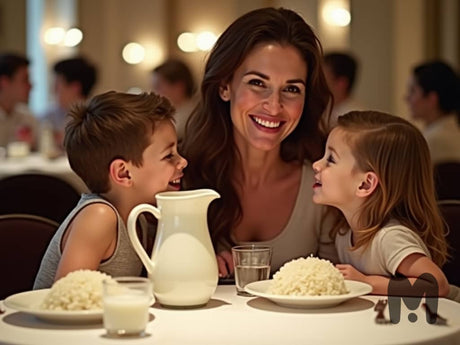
[181, 7, 332, 247]
[332, 111, 447, 266]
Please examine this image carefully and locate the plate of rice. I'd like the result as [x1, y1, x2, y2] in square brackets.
[4, 270, 115, 323]
[244, 257, 372, 309]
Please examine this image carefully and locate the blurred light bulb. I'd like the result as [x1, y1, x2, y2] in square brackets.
[330, 8, 351, 26]
[44, 27, 65, 45]
[64, 28, 83, 47]
[177, 32, 198, 52]
[196, 31, 217, 51]
[122, 42, 145, 64]
[323, 3, 351, 27]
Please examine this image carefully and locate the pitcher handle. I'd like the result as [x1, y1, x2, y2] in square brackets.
[127, 203, 161, 275]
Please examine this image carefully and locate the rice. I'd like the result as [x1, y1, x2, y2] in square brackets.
[269, 256, 348, 296]
[40, 270, 115, 311]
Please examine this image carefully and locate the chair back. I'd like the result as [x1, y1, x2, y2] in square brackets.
[0, 214, 58, 299]
[434, 162, 460, 200]
[438, 200, 460, 286]
[0, 173, 80, 223]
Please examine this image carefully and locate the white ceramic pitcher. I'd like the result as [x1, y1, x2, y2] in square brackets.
[127, 189, 220, 308]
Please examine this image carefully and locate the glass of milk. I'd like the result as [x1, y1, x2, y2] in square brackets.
[103, 277, 153, 337]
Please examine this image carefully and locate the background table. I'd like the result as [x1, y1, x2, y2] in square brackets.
[0, 153, 88, 194]
[1, 285, 459, 345]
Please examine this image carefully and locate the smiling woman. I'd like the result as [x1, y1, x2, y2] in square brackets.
[181, 7, 338, 277]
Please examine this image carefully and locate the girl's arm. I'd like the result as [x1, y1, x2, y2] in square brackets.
[337, 253, 450, 296]
[395, 253, 450, 296]
[54, 203, 118, 281]
[336, 264, 391, 295]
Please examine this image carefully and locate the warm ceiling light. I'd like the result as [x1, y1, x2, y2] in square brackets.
[196, 31, 217, 51]
[122, 42, 145, 64]
[44, 27, 65, 45]
[64, 28, 83, 47]
[323, 3, 351, 27]
[177, 32, 198, 52]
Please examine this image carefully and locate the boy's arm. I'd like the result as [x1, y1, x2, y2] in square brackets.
[54, 203, 118, 281]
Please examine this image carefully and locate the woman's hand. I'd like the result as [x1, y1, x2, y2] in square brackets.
[216, 250, 234, 277]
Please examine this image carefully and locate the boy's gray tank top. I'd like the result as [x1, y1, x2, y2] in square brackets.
[33, 193, 147, 289]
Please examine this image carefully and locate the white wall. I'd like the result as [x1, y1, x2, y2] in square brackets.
[78, 0, 168, 95]
[350, 0, 394, 114]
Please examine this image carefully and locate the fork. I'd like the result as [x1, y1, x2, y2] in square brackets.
[374, 299, 390, 324]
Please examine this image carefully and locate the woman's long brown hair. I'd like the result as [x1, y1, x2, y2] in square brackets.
[181, 8, 332, 248]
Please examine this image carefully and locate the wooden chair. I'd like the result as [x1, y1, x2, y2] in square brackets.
[0, 214, 59, 299]
[438, 200, 460, 286]
[0, 173, 80, 223]
[434, 162, 460, 200]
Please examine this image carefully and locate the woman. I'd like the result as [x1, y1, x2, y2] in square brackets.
[181, 7, 338, 276]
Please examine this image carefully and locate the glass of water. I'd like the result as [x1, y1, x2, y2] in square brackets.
[232, 245, 272, 296]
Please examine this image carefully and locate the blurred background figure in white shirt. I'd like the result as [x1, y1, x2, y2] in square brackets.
[151, 59, 197, 142]
[41, 56, 97, 152]
[323, 52, 365, 129]
[405, 60, 460, 165]
[0, 53, 38, 152]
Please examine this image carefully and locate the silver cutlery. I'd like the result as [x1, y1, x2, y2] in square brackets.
[423, 303, 448, 326]
[374, 299, 390, 324]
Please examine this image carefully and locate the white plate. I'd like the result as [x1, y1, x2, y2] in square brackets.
[244, 279, 372, 309]
[4, 289, 102, 323]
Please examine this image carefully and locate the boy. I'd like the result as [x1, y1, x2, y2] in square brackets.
[34, 91, 187, 289]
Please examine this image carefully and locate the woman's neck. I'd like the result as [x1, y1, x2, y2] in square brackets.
[234, 141, 292, 188]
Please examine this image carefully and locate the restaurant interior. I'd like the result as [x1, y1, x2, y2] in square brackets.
[0, 1, 459, 344]
[1, 0, 459, 118]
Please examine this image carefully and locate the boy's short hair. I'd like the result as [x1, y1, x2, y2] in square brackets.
[0, 53, 29, 79]
[64, 91, 175, 193]
[53, 57, 97, 97]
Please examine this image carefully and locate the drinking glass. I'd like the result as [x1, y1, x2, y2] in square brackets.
[103, 277, 152, 337]
[232, 245, 272, 296]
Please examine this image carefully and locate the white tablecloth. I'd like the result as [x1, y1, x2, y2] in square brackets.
[0, 153, 88, 193]
[1, 285, 459, 345]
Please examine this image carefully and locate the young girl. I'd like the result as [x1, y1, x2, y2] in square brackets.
[312, 110, 450, 297]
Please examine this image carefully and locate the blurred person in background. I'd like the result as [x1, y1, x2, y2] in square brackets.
[0, 53, 38, 150]
[323, 52, 364, 128]
[41, 56, 97, 151]
[405, 60, 460, 165]
[151, 59, 197, 141]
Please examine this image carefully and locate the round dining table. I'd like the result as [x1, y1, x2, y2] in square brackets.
[1, 285, 459, 345]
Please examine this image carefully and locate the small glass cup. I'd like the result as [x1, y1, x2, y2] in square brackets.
[102, 277, 152, 337]
[232, 245, 272, 296]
